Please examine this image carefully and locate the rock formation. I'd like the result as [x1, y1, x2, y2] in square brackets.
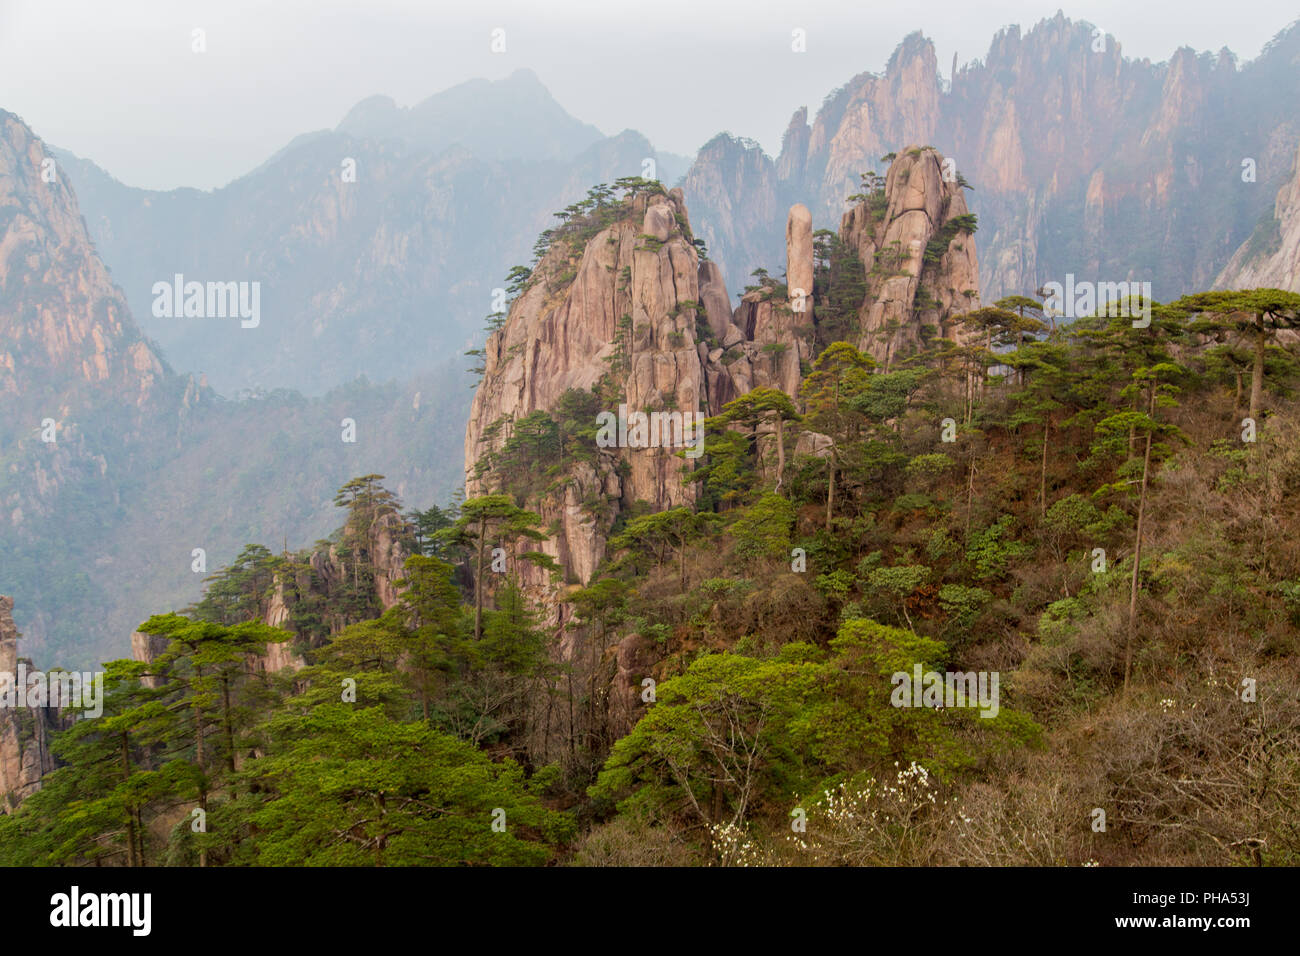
[683, 15, 1300, 307]
[718, 204, 819, 400]
[126, 508, 415, 679]
[465, 187, 708, 602]
[786, 202, 815, 313]
[0, 111, 168, 411]
[130, 629, 170, 688]
[0, 110, 192, 664]
[841, 147, 980, 367]
[2, 109, 463, 669]
[0, 597, 63, 811]
[463, 152, 977, 698]
[698, 259, 734, 342]
[464, 188, 710, 499]
[1217, 140, 1300, 292]
[680, 133, 785, 300]
[462, 183, 866, 608]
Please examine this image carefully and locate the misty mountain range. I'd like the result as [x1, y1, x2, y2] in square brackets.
[4, 12, 1300, 667]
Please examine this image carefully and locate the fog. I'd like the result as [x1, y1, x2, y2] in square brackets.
[0, 0, 1294, 189]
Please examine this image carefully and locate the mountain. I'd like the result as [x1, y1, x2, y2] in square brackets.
[336, 68, 606, 162]
[0, 112, 174, 415]
[9, 14, 1300, 687]
[5, 46, 1300, 867]
[448, 145, 1300, 869]
[463, 147, 975, 717]
[0, 111, 467, 667]
[688, 14, 1300, 309]
[681, 133, 785, 302]
[54, 75, 689, 397]
[45, 19, 1300, 399]
[0, 107, 189, 664]
[842, 146, 979, 365]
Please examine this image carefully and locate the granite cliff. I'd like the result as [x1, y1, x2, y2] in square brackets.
[1218, 140, 1300, 292]
[686, 15, 1300, 307]
[841, 146, 980, 366]
[0, 597, 64, 811]
[464, 146, 977, 722]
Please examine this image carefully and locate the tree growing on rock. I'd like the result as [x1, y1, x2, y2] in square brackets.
[444, 495, 549, 640]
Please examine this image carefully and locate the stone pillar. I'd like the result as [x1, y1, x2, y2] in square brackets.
[786, 203, 814, 319]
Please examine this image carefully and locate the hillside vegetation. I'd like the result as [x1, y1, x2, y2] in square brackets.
[4, 273, 1299, 867]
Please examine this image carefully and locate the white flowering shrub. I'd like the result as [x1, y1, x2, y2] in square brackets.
[707, 762, 967, 866]
[782, 763, 964, 865]
[708, 821, 766, 867]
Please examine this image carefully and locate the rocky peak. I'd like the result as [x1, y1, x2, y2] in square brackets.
[786, 202, 814, 310]
[689, 14, 1299, 314]
[717, 207, 818, 403]
[680, 134, 783, 295]
[466, 186, 710, 511]
[808, 33, 942, 227]
[776, 107, 811, 183]
[335, 70, 605, 162]
[0, 112, 189, 663]
[841, 146, 980, 368]
[465, 184, 800, 605]
[461, 167, 983, 723]
[0, 596, 17, 675]
[0, 111, 168, 408]
[464, 147, 984, 607]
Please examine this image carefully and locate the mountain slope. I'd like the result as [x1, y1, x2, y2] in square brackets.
[0, 111, 467, 667]
[55, 76, 688, 396]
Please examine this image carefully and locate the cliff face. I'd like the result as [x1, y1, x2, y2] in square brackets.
[1217, 140, 1300, 292]
[466, 188, 708, 597]
[0, 111, 168, 410]
[809, 34, 942, 221]
[726, 203, 816, 400]
[465, 142, 974, 609]
[0, 597, 63, 811]
[1, 109, 462, 669]
[680, 134, 785, 303]
[0, 111, 191, 663]
[467, 188, 710, 507]
[841, 147, 980, 366]
[687, 15, 1300, 306]
[464, 161, 976, 730]
[464, 187, 825, 597]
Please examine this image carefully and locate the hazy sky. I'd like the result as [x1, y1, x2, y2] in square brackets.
[2, 0, 1296, 191]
